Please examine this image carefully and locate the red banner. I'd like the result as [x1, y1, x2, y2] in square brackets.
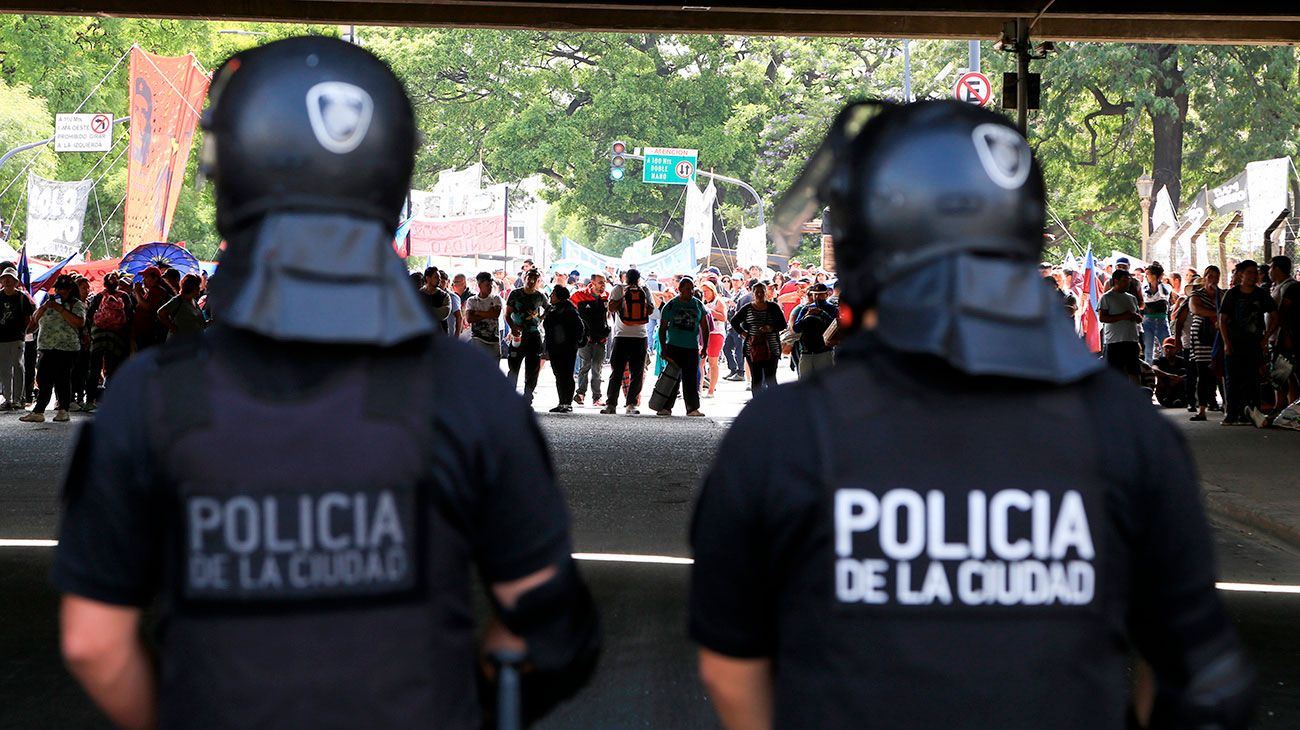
[123, 48, 209, 253]
[408, 215, 506, 257]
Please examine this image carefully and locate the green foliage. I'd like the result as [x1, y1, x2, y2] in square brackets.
[0, 78, 56, 253]
[3, 18, 1297, 271]
[0, 16, 326, 260]
[1030, 43, 1300, 262]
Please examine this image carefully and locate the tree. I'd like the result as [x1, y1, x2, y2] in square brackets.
[0, 79, 56, 252]
[1029, 43, 1300, 261]
[0, 16, 325, 260]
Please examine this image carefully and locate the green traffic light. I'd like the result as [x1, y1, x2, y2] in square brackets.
[610, 167, 625, 181]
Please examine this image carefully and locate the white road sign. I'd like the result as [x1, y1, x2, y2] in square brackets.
[54, 113, 114, 153]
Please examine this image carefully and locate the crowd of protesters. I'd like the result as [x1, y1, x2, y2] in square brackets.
[8, 247, 1297, 429]
[405, 257, 841, 416]
[1056, 253, 1300, 429]
[0, 262, 209, 423]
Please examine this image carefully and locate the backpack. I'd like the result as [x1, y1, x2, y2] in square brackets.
[576, 295, 611, 340]
[93, 292, 128, 331]
[620, 286, 650, 326]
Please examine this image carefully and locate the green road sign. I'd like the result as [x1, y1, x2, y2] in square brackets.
[642, 147, 698, 185]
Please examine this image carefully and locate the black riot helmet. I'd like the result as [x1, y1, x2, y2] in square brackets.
[819, 101, 1045, 308]
[773, 101, 1098, 383]
[201, 36, 417, 236]
[200, 36, 432, 346]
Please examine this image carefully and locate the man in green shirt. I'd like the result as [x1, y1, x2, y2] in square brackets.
[658, 277, 711, 417]
[505, 268, 549, 406]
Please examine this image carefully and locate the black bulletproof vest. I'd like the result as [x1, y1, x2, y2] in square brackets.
[780, 351, 1134, 729]
[148, 337, 480, 729]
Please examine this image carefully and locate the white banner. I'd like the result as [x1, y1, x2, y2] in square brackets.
[681, 179, 717, 249]
[620, 235, 655, 269]
[736, 225, 768, 270]
[1245, 158, 1291, 249]
[407, 182, 507, 257]
[25, 174, 93, 260]
[1151, 186, 1178, 231]
[434, 163, 483, 194]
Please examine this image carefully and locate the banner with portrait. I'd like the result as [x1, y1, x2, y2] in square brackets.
[25, 174, 93, 260]
[123, 48, 209, 252]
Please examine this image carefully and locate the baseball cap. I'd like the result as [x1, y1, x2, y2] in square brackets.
[0, 267, 19, 283]
[810, 282, 831, 293]
[1162, 337, 1177, 348]
[1115, 257, 1130, 267]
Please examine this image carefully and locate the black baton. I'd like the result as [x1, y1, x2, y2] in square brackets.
[492, 648, 526, 730]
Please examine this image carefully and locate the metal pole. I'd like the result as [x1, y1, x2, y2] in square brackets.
[621, 154, 765, 226]
[1016, 20, 1030, 135]
[903, 39, 913, 102]
[969, 40, 980, 73]
[1139, 197, 1152, 263]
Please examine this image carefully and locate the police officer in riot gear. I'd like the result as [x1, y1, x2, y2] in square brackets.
[690, 100, 1253, 730]
[53, 36, 598, 729]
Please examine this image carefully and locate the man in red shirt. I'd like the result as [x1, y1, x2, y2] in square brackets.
[570, 273, 611, 406]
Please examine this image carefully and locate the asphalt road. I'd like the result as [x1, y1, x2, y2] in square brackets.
[2, 401, 1298, 729]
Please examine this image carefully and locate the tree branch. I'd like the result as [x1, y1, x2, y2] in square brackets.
[1078, 85, 1134, 166]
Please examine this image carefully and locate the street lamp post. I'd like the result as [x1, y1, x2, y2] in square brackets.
[1136, 173, 1155, 263]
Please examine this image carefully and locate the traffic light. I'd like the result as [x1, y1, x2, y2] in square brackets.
[610, 140, 626, 181]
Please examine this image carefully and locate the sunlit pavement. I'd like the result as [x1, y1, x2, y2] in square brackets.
[2, 360, 1299, 728]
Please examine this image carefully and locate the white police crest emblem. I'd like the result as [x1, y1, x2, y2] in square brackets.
[306, 82, 374, 154]
[971, 123, 1031, 191]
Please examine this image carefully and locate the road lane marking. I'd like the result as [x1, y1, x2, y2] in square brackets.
[572, 552, 694, 565]
[1214, 582, 1300, 595]
[3, 540, 1299, 593]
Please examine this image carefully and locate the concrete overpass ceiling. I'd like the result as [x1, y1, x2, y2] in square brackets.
[3, 0, 1299, 43]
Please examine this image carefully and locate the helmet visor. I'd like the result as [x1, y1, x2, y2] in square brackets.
[769, 100, 891, 256]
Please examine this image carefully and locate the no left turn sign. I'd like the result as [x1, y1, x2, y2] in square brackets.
[953, 72, 993, 107]
[90, 114, 111, 134]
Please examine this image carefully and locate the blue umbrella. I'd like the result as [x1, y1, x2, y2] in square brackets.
[120, 242, 200, 282]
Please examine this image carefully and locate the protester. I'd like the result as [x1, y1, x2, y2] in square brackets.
[1141, 262, 1172, 362]
[20, 275, 85, 423]
[699, 280, 728, 398]
[506, 268, 548, 406]
[571, 273, 610, 407]
[130, 266, 169, 351]
[1218, 260, 1276, 425]
[1267, 256, 1297, 405]
[441, 269, 463, 336]
[792, 282, 836, 377]
[1151, 337, 1190, 408]
[656, 277, 710, 417]
[420, 267, 453, 335]
[543, 284, 584, 413]
[0, 266, 34, 409]
[83, 271, 133, 411]
[157, 274, 208, 340]
[603, 268, 653, 415]
[1098, 268, 1143, 385]
[464, 271, 504, 360]
[1188, 265, 1225, 421]
[730, 279, 786, 392]
[66, 277, 93, 411]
